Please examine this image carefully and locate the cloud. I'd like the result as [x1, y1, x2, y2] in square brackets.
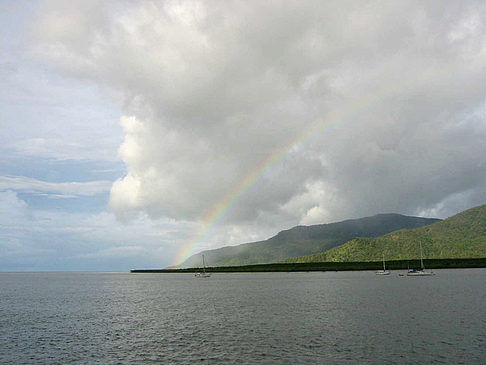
[0, 1, 123, 164]
[32, 0, 486, 235]
[0, 191, 182, 270]
[0, 175, 112, 197]
[0, 190, 30, 225]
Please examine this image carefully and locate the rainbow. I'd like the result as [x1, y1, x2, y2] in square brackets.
[172, 106, 359, 266]
[173, 69, 436, 266]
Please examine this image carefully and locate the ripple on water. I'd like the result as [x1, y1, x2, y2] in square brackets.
[0, 270, 485, 364]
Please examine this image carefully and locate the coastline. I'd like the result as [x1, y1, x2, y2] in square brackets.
[130, 257, 486, 273]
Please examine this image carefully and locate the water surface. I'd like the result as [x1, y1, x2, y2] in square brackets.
[1, 269, 484, 364]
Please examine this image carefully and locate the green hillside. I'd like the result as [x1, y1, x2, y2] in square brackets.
[180, 214, 440, 268]
[285, 204, 486, 263]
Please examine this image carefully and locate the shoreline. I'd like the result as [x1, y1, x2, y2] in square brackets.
[130, 257, 486, 273]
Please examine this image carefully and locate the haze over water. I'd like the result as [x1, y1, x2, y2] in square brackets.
[1, 269, 484, 364]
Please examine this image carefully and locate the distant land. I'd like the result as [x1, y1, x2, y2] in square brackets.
[180, 213, 440, 268]
[285, 203, 486, 263]
[132, 258, 486, 273]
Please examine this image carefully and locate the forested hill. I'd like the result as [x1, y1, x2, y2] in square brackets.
[180, 213, 440, 268]
[285, 204, 486, 263]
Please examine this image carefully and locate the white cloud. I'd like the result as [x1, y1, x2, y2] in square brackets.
[0, 190, 30, 225]
[27, 0, 486, 250]
[0, 1, 123, 163]
[0, 191, 182, 270]
[0, 175, 111, 197]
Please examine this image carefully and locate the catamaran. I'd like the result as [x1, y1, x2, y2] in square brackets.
[375, 253, 390, 275]
[195, 254, 211, 278]
[407, 242, 434, 276]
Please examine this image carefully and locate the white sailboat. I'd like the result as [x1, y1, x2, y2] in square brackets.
[407, 242, 434, 276]
[195, 254, 211, 278]
[375, 253, 390, 275]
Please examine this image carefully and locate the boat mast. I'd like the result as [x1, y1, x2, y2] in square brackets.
[382, 253, 386, 271]
[419, 242, 424, 270]
[202, 254, 206, 274]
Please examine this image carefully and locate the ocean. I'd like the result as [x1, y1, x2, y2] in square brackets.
[1, 269, 484, 364]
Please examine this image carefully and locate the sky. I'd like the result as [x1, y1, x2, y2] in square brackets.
[1, 0, 486, 271]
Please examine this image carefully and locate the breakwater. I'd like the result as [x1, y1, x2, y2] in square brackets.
[131, 257, 486, 273]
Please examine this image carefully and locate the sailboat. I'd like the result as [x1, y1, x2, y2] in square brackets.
[407, 242, 434, 276]
[195, 254, 211, 278]
[375, 253, 390, 275]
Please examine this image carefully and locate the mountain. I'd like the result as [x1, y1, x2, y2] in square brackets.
[285, 204, 486, 263]
[180, 213, 440, 268]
